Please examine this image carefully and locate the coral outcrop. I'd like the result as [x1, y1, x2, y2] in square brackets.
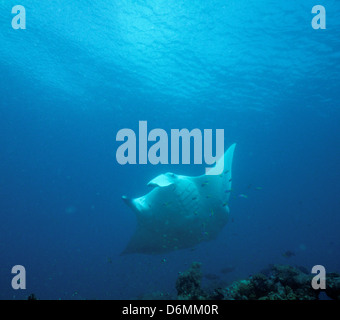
[176, 262, 207, 300]
[174, 264, 340, 300]
[324, 273, 340, 300]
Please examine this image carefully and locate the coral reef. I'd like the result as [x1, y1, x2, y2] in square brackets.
[222, 264, 321, 300]
[324, 273, 340, 300]
[175, 262, 207, 300]
[137, 291, 174, 300]
[174, 264, 340, 300]
[27, 293, 38, 300]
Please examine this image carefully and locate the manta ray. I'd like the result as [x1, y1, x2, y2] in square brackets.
[122, 143, 236, 254]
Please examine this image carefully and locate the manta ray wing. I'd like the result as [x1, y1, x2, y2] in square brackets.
[193, 143, 236, 204]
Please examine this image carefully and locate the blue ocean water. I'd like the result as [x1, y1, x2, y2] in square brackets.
[0, 0, 339, 300]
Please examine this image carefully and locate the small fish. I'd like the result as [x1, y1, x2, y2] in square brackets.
[238, 194, 248, 199]
[161, 258, 167, 263]
[209, 210, 214, 217]
[192, 197, 197, 200]
[224, 189, 232, 193]
[224, 170, 229, 174]
[107, 257, 113, 264]
[229, 178, 232, 182]
[206, 195, 212, 199]
[282, 250, 295, 258]
[201, 181, 209, 187]
[204, 273, 220, 280]
[255, 187, 263, 190]
[222, 202, 228, 207]
[193, 210, 198, 215]
[221, 266, 235, 274]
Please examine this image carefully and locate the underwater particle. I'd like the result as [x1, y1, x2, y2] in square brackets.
[299, 244, 307, 251]
[65, 205, 77, 214]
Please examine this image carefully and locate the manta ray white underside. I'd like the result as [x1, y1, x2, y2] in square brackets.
[122, 143, 236, 254]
